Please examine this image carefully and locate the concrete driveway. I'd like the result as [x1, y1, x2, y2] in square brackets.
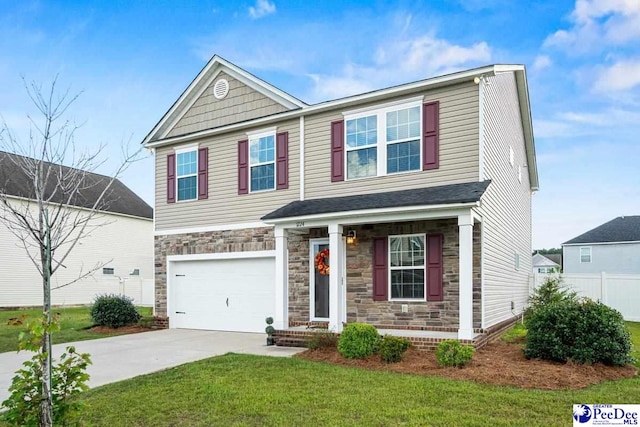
[0, 329, 304, 403]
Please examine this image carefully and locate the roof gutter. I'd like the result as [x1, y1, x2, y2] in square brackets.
[262, 201, 480, 225]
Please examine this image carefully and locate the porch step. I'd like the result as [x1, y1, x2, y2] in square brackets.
[275, 336, 308, 348]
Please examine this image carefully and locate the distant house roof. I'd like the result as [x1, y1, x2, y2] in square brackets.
[262, 181, 490, 221]
[532, 253, 560, 268]
[0, 151, 153, 219]
[544, 253, 562, 266]
[563, 216, 640, 245]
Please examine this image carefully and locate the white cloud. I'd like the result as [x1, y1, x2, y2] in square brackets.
[310, 33, 491, 101]
[593, 58, 640, 92]
[248, 0, 276, 19]
[532, 55, 552, 70]
[544, 0, 640, 52]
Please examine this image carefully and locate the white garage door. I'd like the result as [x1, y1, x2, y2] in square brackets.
[169, 257, 275, 333]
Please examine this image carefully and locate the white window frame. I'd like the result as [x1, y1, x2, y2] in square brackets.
[388, 233, 427, 302]
[175, 145, 199, 202]
[580, 246, 592, 263]
[247, 128, 276, 193]
[343, 98, 423, 180]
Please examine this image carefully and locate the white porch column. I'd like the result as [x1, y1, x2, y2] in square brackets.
[274, 226, 288, 330]
[328, 223, 343, 332]
[458, 213, 474, 340]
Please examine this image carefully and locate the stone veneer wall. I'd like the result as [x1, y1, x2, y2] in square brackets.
[154, 227, 275, 317]
[288, 219, 482, 329]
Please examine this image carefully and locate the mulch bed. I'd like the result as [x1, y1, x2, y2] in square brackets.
[296, 340, 638, 390]
[89, 325, 154, 334]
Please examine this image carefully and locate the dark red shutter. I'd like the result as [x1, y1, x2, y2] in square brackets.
[331, 120, 344, 182]
[423, 101, 439, 170]
[426, 234, 444, 301]
[166, 153, 176, 204]
[373, 237, 388, 301]
[197, 147, 208, 200]
[238, 140, 249, 194]
[276, 132, 289, 190]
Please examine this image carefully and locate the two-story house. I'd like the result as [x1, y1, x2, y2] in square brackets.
[143, 56, 538, 347]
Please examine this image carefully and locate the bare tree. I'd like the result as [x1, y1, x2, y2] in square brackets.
[0, 78, 142, 426]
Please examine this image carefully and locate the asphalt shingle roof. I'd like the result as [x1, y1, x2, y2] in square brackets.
[563, 216, 640, 244]
[262, 181, 490, 221]
[0, 151, 153, 219]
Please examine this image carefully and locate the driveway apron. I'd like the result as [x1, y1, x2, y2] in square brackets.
[0, 329, 304, 403]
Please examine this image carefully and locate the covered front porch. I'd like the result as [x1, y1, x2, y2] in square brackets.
[262, 182, 489, 341]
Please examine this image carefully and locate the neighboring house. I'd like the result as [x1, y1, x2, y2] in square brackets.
[563, 216, 640, 274]
[0, 151, 154, 307]
[143, 56, 538, 345]
[532, 252, 560, 274]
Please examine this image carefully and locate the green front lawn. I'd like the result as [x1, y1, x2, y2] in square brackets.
[76, 354, 638, 427]
[0, 306, 152, 353]
[74, 322, 640, 426]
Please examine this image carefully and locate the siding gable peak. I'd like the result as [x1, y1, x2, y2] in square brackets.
[143, 55, 306, 144]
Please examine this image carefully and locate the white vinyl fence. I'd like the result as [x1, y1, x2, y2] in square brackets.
[531, 273, 640, 322]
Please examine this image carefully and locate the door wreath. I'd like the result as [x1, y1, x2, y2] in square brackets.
[314, 248, 330, 275]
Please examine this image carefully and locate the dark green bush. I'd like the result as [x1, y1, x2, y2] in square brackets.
[307, 330, 338, 349]
[524, 298, 633, 366]
[138, 316, 155, 328]
[436, 340, 474, 368]
[337, 323, 381, 359]
[90, 294, 141, 328]
[379, 335, 411, 363]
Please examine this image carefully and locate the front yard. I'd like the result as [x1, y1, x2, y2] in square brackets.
[72, 322, 640, 426]
[0, 306, 153, 353]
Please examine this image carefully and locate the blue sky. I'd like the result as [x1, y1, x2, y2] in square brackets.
[1, 0, 639, 249]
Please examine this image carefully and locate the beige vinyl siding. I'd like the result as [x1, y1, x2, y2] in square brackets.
[477, 72, 532, 328]
[304, 82, 480, 199]
[155, 119, 300, 230]
[166, 72, 289, 138]
[0, 199, 153, 307]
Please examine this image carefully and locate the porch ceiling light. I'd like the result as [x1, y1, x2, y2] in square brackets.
[346, 229, 357, 245]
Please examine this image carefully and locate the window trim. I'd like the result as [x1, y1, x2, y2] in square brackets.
[247, 129, 276, 193]
[580, 246, 592, 263]
[343, 99, 423, 181]
[388, 233, 427, 302]
[174, 146, 199, 202]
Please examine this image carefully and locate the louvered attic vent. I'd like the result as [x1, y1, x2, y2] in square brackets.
[213, 78, 229, 99]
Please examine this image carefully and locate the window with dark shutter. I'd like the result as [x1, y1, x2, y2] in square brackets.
[167, 153, 176, 204]
[238, 140, 249, 194]
[331, 120, 344, 182]
[426, 233, 444, 301]
[197, 147, 208, 200]
[276, 132, 289, 190]
[373, 237, 388, 301]
[423, 101, 439, 170]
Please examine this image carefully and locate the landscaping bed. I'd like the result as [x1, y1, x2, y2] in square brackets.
[297, 338, 638, 390]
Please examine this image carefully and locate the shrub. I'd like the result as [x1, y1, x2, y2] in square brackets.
[138, 316, 155, 328]
[379, 335, 411, 363]
[436, 340, 474, 368]
[337, 323, 381, 359]
[307, 330, 338, 350]
[524, 298, 633, 366]
[90, 294, 141, 328]
[525, 275, 576, 321]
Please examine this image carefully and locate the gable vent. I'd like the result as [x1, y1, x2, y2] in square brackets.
[213, 78, 229, 100]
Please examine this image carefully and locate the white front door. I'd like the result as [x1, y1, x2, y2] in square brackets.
[310, 238, 346, 323]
